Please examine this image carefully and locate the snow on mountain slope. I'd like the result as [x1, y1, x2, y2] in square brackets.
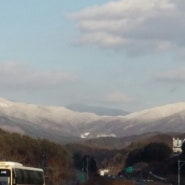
[118, 102, 185, 121]
[0, 98, 185, 141]
[77, 102, 185, 138]
[0, 98, 100, 125]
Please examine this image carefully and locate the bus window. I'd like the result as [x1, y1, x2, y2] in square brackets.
[14, 169, 44, 185]
[0, 170, 10, 185]
[0, 177, 10, 185]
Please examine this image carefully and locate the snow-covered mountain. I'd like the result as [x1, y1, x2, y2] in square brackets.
[0, 98, 185, 142]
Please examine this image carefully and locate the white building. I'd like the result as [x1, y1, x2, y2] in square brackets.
[173, 137, 185, 153]
[99, 169, 109, 176]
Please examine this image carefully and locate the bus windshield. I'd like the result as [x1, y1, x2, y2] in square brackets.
[0, 177, 10, 185]
[0, 169, 10, 185]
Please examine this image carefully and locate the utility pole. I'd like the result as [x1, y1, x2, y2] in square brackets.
[178, 160, 185, 185]
[82, 155, 90, 179]
[86, 156, 90, 179]
[41, 152, 47, 169]
[178, 160, 180, 185]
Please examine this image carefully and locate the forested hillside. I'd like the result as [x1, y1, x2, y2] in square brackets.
[1, 127, 184, 185]
[0, 129, 73, 185]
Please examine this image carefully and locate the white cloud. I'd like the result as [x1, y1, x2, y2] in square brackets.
[70, 0, 185, 53]
[0, 62, 78, 90]
[157, 67, 185, 82]
[71, 0, 175, 20]
[104, 91, 133, 104]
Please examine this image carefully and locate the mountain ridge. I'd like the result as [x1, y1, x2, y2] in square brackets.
[0, 98, 185, 142]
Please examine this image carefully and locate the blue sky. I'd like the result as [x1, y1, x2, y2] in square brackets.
[0, 0, 185, 111]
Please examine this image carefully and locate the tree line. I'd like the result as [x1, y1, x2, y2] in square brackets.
[0, 129, 72, 185]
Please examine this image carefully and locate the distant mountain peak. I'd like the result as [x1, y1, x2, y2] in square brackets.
[66, 103, 129, 116]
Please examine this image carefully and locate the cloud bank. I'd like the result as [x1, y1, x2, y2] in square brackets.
[104, 91, 134, 104]
[70, 0, 185, 54]
[157, 67, 185, 82]
[0, 62, 78, 90]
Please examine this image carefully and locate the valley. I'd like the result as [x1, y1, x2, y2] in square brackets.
[0, 98, 185, 184]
